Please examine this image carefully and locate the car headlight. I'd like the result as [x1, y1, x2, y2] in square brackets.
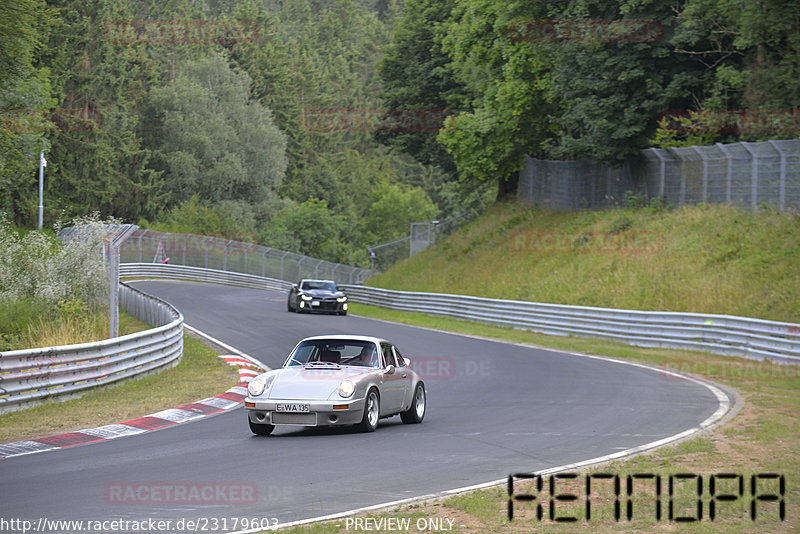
[338, 379, 355, 398]
[248, 375, 274, 397]
[336, 296, 347, 302]
[301, 294, 313, 301]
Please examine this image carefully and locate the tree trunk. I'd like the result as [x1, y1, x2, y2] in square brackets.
[496, 170, 519, 201]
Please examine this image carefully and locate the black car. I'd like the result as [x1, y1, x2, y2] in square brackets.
[287, 279, 348, 315]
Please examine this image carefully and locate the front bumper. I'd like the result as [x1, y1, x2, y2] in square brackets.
[297, 299, 348, 314]
[245, 397, 365, 426]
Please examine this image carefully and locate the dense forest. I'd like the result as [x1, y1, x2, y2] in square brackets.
[2, 0, 798, 266]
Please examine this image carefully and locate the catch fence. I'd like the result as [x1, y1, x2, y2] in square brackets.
[519, 138, 800, 211]
[119, 229, 371, 284]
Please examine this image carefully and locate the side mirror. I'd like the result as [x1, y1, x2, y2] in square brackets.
[385, 365, 395, 375]
[403, 358, 410, 367]
[291, 284, 298, 290]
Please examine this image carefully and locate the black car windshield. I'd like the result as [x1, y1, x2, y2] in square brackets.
[286, 340, 379, 368]
[301, 281, 337, 291]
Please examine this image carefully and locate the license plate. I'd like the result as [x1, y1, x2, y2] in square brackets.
[276, 403, 310, 413]
[311, 301, 320, 306]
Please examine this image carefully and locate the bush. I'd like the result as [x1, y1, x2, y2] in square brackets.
[0, 214, 111, 309]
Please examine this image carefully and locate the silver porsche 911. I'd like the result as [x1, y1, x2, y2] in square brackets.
[245, 335, 426, 435]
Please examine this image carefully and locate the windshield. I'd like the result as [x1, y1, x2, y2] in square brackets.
[286, 340, 379, 368]
[301, 281, 338, 291]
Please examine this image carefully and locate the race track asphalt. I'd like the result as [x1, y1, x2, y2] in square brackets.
[0, 281, 727, 530]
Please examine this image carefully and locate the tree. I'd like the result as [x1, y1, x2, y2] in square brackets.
[261, 199, 348, 262]
[358, 182, 438, 244]
[376, 0, 469, 178]
[437, 1, 558, 197]
[0, 0, 55, 221]
[148, 52, 287, 206]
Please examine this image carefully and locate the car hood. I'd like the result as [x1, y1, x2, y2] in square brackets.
[267, 366, 370, 400]
[301, 289, 344, 298]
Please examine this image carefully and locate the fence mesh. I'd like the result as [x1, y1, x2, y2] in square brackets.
[119, 230, 371, 284]
[367, 213, 471, 272]
[520, 138, 800, 211]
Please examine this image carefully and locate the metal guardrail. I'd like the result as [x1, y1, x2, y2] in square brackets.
[120, 263, 293, 292]
[339, 285, 800, 365]
[116, 263, 800, 365]
[0, 283, 183, 414]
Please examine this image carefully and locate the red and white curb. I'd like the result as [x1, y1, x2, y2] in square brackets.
[0, 330, 267, 460]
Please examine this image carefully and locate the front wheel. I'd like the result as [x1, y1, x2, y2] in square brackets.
[249, 420, 274, 436]
[400, 383, 426, 424]
[356, 389, 380, 432]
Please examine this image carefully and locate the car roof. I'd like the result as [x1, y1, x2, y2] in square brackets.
[298, 334, 388, 345]
[300, 279, 336, 283]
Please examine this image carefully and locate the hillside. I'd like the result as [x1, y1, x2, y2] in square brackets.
[367, 202, 800, 323]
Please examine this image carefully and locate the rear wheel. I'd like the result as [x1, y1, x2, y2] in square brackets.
[249, 420, 274, 436]
[400, 383, 426, 424]
[356, 389, 380, 432]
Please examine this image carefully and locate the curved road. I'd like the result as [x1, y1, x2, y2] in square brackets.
[0, 281, 727, 530]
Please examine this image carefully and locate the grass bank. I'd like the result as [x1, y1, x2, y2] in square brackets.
[369, 202, 800, 322]
[0, 311, 239, 443]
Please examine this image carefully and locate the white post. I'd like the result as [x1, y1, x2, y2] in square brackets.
[38, 150, 46, 229]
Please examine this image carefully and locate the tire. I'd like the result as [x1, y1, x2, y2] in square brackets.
[400, 382, 426, 424]
[249, 419, 274, 436]
[356, 389, 380, 432]
[338, 310, 347, 316]
[287, 299, 294, 312]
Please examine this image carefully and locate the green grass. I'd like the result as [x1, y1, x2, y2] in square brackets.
[368, 202, 800, 322]
[0, 312, 240, 443]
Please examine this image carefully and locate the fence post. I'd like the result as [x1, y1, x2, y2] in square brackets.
[137, 229, 147, 263]
[716, 143, 734, 203]
[261, 248, 270, 278]
[768, 140, 787, 211]
[691, 146, 709, 203]
[741, 142, 759, 210]
[649, 148, 668, 198]
[181, 235, 188, 265]
[280, 251, 289, 280]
